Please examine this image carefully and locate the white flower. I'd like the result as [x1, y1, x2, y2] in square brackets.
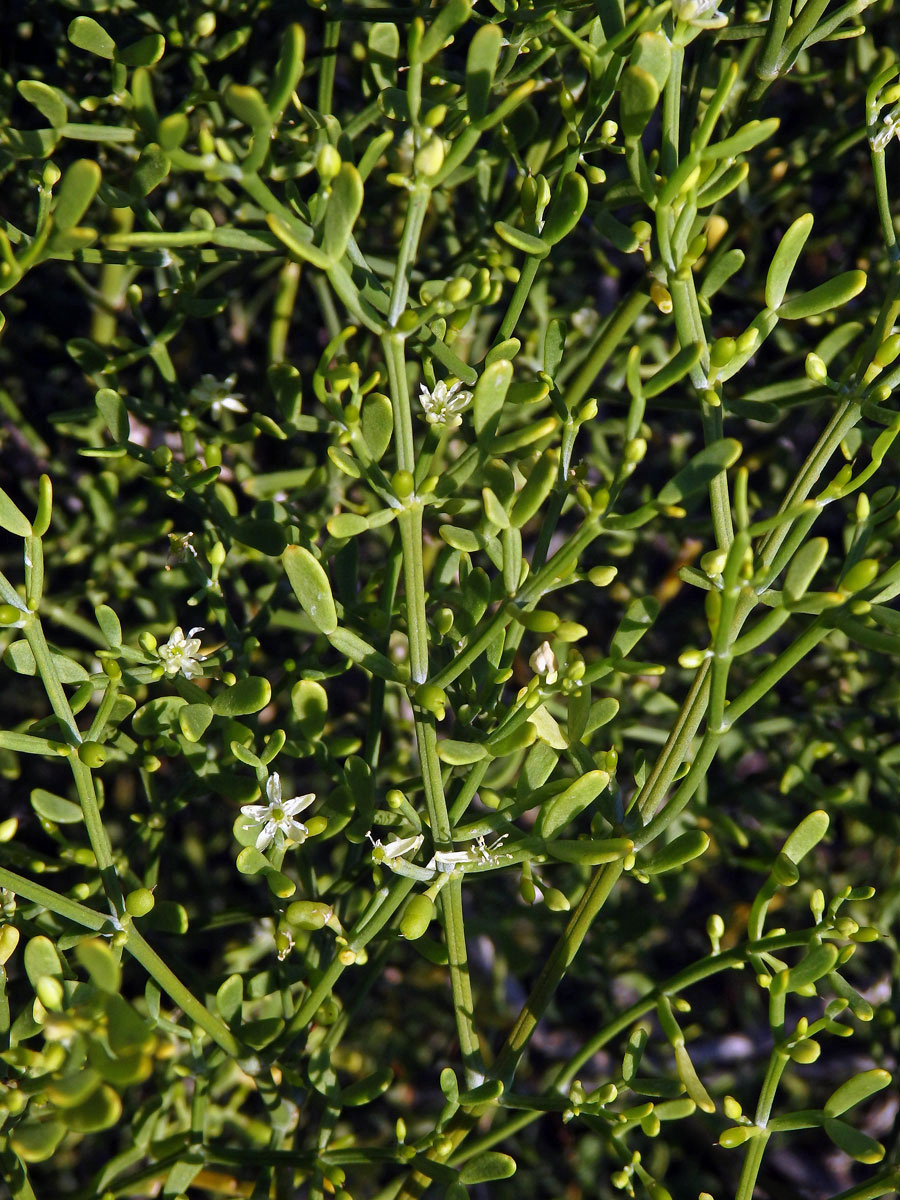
[871, 102, 900, 153]
[158, 626, 205, 679]
[418, 379, 473, 428]
[571, 306, 599, 338]
[367, 831, 424, 862]
[240, 773, 315, 852]
[529, 640, 559, 685]
[190, 374, 247, 419]
[428, 834, 509, 874]
[672, 0, 727, 27]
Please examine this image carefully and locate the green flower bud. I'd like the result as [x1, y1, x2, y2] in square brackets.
[841, 558, 879, 593]
[399, 893, 434, 939]
[543, 887, 570, 911]
[719, 1126, 754, 1148]
[709, 337, 736, 369]
[415, 683, 447, 719]
[78, 741, 107, 768]
[443, 277, 472, 305]
[392, 470, 415, 499]
[874, 333, 900, 367]
[805, 353, 828, 384]
[414, 135, 445, 178]
[435, 607, 454, 635]
[0, 604, 22, 625]
[125, 888, 155, 917]
[588, 566, 617, 587]
[789, 1039, 820, 1064]
[286, 900, 336, 930]
[316, 145, 342, 183]
[138, 631, 158, 655]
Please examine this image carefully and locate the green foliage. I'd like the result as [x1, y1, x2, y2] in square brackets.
[0, 2, 899, 1199]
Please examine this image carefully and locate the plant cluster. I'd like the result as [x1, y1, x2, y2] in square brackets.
[1, 1, 900, 1197]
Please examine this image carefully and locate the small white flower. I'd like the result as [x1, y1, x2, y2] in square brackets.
[571, 306, 599, 338]
[871, 102, 900, 153]
[672, 0, 727, 27]
[240, 773, 315, 852]
[530, 640, 559, 685]
[418, 379, 473, 428]
[428, 834, 510, 874]
[158, 626, 205, 679]
[367, 831, 424, 862]
[190, 374, 247, 419]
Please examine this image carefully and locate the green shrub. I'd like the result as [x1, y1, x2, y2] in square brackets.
[0, 2, 899, 1197]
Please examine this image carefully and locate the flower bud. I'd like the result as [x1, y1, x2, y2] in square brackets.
[125, 888, 155, 917]
[392, 470, 415, 499]
[414, 135, 445, 178]
[650, 281, 672, 313]
[399, 894, 434, 939]
[874, 333, 900, 367]
[805, 353, 828, 384]
[316, 145, 342, 183]
[78, 741, 107, 768]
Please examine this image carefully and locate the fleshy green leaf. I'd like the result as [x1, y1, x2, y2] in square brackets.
[31, 788, 82, 824]
[642, 830, 710, 875]
[95, 387, 129, 442]
[541, 172, 589, 246]
[132, 143, 170, 196]
[459, 1152, 517, 1184]
[643, 343, 703, 399]
[68, 16, 117, 59]
[53, 159, 102, 233]
[76, 939, 121, 993]
[212, 678, 271, 717]
[116, 33, 165, 67]
[17, 80, 68, 128]
[781, 809, 829, 863]
[824, 1118, 885, 1164]
[323, 164, 364, 262]
[179, 703, 213, 742]
[657, 439, 742, 506]
[784, 537, 828, 601]
[418, 0, 471, 63]
[619, 66, 659, 140]
[473, 358, 513, 438]
[765, 213, 814, 310]
[787, 943, 839, 991]
[466, 22, 502, 122]
[329, 627, 401, 681]
[0, 486, 32, 536]
[825, 1070, 891, 1118]
[268, 24, 306, 121]
[631, 31, 671, 90]
[284, 545, 339, 634]
[778, 271, 867, 320]
[536, 770, 610, 839]
[361, 391, 393, 460]
[292, 679, 328, 738]
[4, 640, 90, 683]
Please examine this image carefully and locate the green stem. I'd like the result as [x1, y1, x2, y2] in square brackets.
[661, 43, 684, 177]
[385, 326, 481, 1077]
[492, 859, 625, 1086]
[389, 187, 430, 328]
[563, 288, 649, 411]
[317, 20, 341, 116]
[0, 865, 109, 930]
[735, 1049, 789, 1200]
